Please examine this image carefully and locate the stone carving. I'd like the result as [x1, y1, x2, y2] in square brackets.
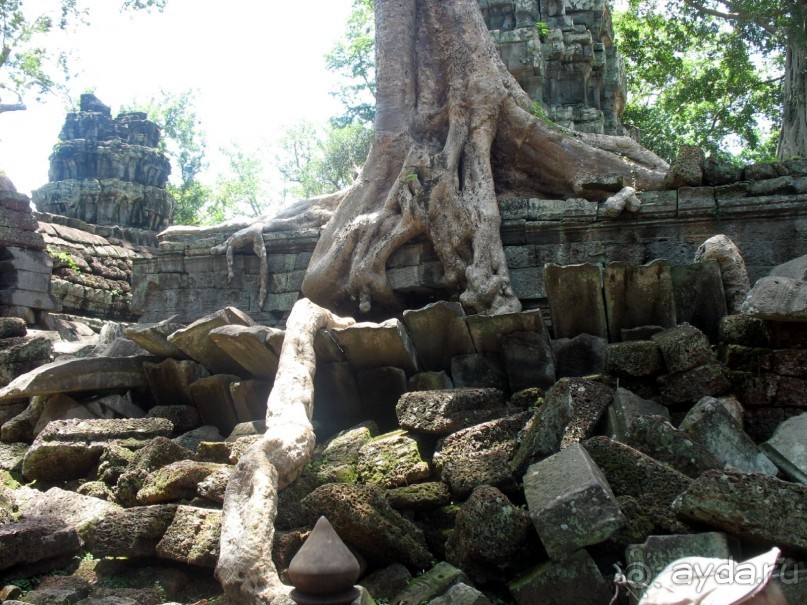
[479, 0, 627, 135]
[33, 93, 175, 232]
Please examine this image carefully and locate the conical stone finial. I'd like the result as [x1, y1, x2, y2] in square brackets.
[288, 516, 361, 604]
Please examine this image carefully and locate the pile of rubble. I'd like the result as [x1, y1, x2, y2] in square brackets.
[0, 256, 804, 605]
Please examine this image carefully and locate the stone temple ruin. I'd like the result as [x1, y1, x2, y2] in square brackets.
[0, 6, 806, 605]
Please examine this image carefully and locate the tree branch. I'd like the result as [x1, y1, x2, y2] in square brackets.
[682, 0, 778, 37]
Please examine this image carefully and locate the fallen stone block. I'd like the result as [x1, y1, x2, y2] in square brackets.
[607, 387, 670, 441]
[0, 516, 81, 572]
[741, 276, 807, 321]
[357, 366, 408, 433]
[229, 379, 271, 423]
[657, 363, 732, 404]
[605, 341, 664, 378]
[302, 483, 433, 570]
[762, 412, 807, 483]
[450, 353, 508, 390]
[679, 396, 777, 475]
[446, 486, 533, 583]
[167, 307, 255, 374]
[510, 380, 573, 475]
[0, 442, 27, 473]
[674, 470, 807, 553]
[396, 388, 509, 435]
[85, 505, 178, 558]
[466, 309, 548, 355]
[551, 333, 606, 378]
[671, 260, 727, 343]
[330, 319, 419, 375]
[386, 482, 451, 511]
[544, 263, 608, 340]
[18, 487, 119, 541]
[356, 430, 430, 489]
[651, 323, 715, 374]
[604, 260, 677, 342]
[429, 583, 492, 605]
[625, 532, 740, 599]
[313, 361, 364, 435]
[623, 414, 722, 478]
[188, 374, 241, 435]
[401, 301, 475, 372]
[408, 371, 454, 391]
[156, 505, 221, 567]
[208, 324, 284, 380]
[137, 460, 225, 504]
[523, 443, 625, 559]
[509, 548, 613, 605]
[559, 378, 614, 448]
[584, 436, 692, 534]
[390, 561, 469, 605]
[124, 318, 188, 359]
[500, 330, 556, 391]
[144, 358, 209, 408]
[0, 355, 157, 401]
[146, 405, 200, 434]
[434, 410, 533, 498]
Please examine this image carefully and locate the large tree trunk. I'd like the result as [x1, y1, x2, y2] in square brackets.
[301, 0, 667, 318]
[777, 38, 807, 160]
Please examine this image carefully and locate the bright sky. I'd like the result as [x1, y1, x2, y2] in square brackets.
[0, 0, 355, 197]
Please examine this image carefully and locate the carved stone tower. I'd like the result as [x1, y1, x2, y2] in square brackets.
[479, 0, 627, 135]
[33, 93, 175, 232]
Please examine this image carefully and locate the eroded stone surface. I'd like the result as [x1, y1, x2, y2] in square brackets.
[397, 388, 509, 435]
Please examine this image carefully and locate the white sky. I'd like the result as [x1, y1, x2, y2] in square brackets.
[0, 0, 355, 196]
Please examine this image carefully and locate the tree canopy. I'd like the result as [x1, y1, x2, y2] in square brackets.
[0, 0, 166, 113]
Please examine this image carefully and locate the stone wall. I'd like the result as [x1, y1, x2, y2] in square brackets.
[32, 94, 175, 232]
[133, 171, 807, 328]
[479, 0, 626, 135]
[0, 177, 57, 324]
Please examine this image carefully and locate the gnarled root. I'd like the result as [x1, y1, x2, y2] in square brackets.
[215, 299, 355, 604]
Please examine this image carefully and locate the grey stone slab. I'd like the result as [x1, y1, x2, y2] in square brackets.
[625, 532, 740, 597]
[144, 358, 210, 408]
[680, 396, 778, 475]
[357, 366, 408, 433]
[0, 516, 81, 571]
[769, 253, 807, 281]
[651, 323, 715, 374]
[741, 276, 807, 321]
[167, 307, 255, 375]
[229, 379, 271, 424]
[209, 324, 284, 380]
[466, 309, 548, 355]
[408, 371, 454, 391]
[188, 374, 242, 436]
[155, 504, 221, 567]
[331, 319, 419, 375]
[523, 443, 624, 559]
[500, 330, 555, 392]
[607, 388, 670, 441]
[402, 302, 475, 372]
[559, 378, 614, 449]
[761, 412, 807, 484]
[671, 260, 727, 343]
[397, 388, 509, 435]
[85, 504, 178, 558]
[450, 353, 508, 391]
[636, 189, 677, 218]
[604, 260, 677, 342]
[312, 361, 364, 437]
[18, 486, 119, 540]
[544, 263, 607, 339]
[509, 545, 613, 605]
[528, 197, 598, 222]
[657, 363, 732, 404]
[674, 470, 807, 553]
[551, 333, 606, 378]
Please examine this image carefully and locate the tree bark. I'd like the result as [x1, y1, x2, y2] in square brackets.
[777, 38, 807, 160]
[215, 299, 355, 604]
[300, 0, 667, 319]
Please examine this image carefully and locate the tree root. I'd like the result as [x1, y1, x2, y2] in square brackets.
[215, 299, 355, 604]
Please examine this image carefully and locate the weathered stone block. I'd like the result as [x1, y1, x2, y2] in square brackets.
[544, 263, 607, 339]
[551, 333, 607, 378]
[674, 470, 807, 553]
[167, 307, 255, 375]
[229, 379, 271, 423]
[604, 260, 677, 342]
[208, 324, 284, 380]
[523, 443, 624, 559]
[0, 516, 81, 572]
[623, 415, 722, 478]
[500, 330, 555, 391]
[408, 371, 454, 391]
[652, 322, 715, 374]
[742, 276, 807, 321]
[559, 378, 614, 448]
[761, 412, 807, 484]
[434, 410, 533, 498]
[143, 358, 209, 408]
[156, 505, 221, 567]
[397, 388, 509, 435]
[450, 353, 508, 390]
[402, 301, 475, 372]
[331, 319, 419, 375]
[657, 363, 732, 404]
[605, 340, 664, 377]
[679, 396, 777, 475]
[677, 186, 716, 216]
[607, 388, 670, 441]
[671, 260, 727, 342]
[509, 548, 613, 605]
[357, 366, 408, 433]
[356, 430, 430, 489]
[137, 460, 224, 505]
[390, 561, 469, 605]
[386, 482, 451, 511]
[313, 361, 364, 436]
[188, 374, 241, 435]
[85, 505, 178, 558]
[466, 309, 547, 355]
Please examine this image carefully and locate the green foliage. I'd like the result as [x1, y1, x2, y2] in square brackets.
[614, 2, 783, 163]
[534, 21, 549, 37]
[47, 246, 79, 271]
[325, 0, 376, 127]
[201, 143, 273, 223]
[0, 0, 166, 109]
[123, 90, 211, 225]
[275, 121, 373, 199]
